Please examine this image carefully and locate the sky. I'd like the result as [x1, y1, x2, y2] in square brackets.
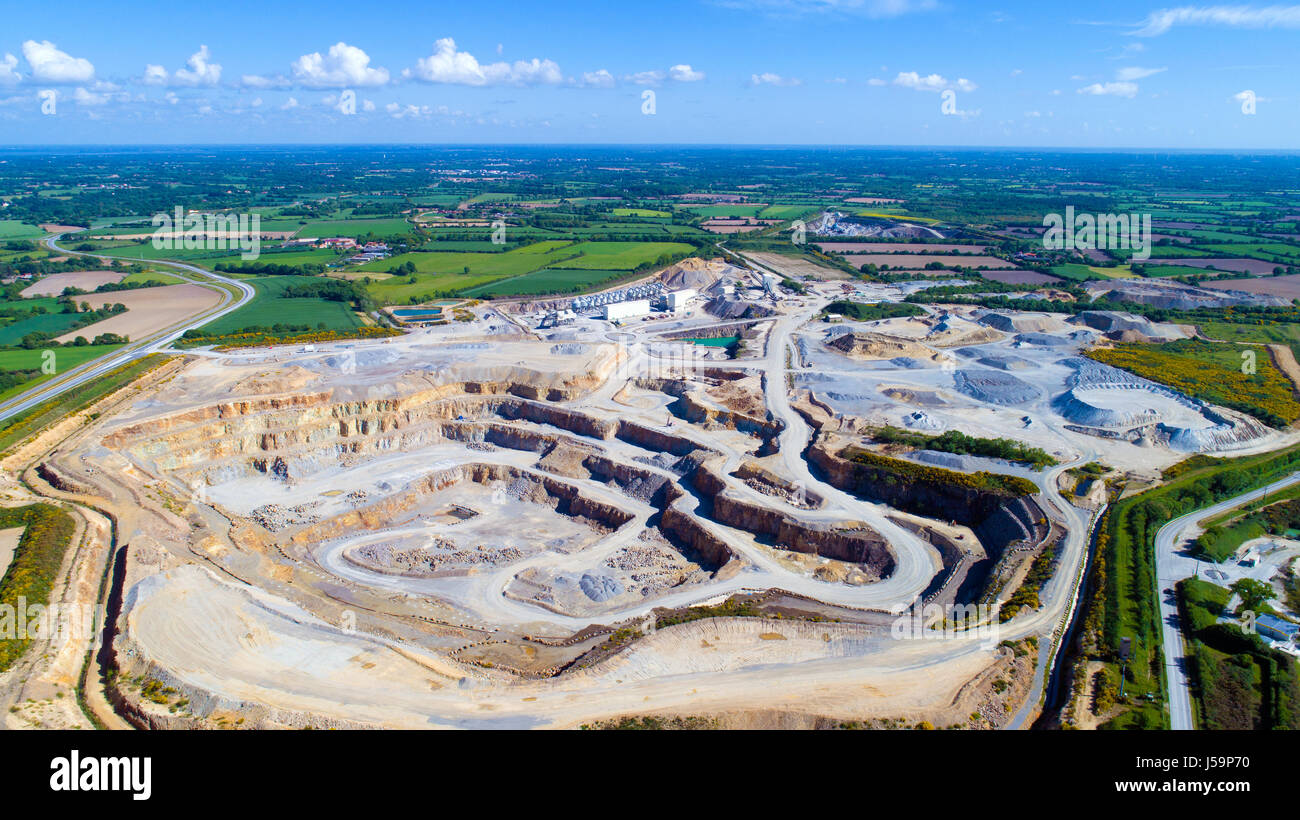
[0, 0, 1298, 149]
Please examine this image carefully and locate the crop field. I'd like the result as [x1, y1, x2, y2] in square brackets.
[757, 205, 818, 220]
[1200, 242, 1300, 262]
[848, 254, 1010, 270]
[1086, 339, 1300, 426]
[198, 276, 363, 336]
[611, 208, 670, 218]
[554, 241, 693, 269]
[459, 268, 632, 298]
[1049, 263, 1133, 281]
[296, 218, 414, 238]
[682, 204, 764, 218]
[0, 221, 45, 240]
[1203, 274, 1300, 299]
[0, 312, 97, 345]
[0, 343, 125, 401]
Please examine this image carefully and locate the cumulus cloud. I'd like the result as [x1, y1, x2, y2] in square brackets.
[291, 42, 389, 87]
[668, 64, 705, 82]
[22, 40, 94, 84]
[72, 87, 107, 106]
[1132, 4, 1300, 36]
[580, 69, 615, 88]
[0, 53, 20, 86]
[624, 65, 706, 86]
[281, 97, 299, 110]
[892, 71, 976, 92]
[405, 38, 562, 86]
[144, 45, 222, 87]
[1077, 81, 1139, 97]
[750, 72, 802, 86]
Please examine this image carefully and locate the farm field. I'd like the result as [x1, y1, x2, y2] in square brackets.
[1202, 274, 1300, 299]
[0, 343, 125, 401]
[0, 311, 99, 345]
[19, 270, 125, 297]
[1049, 263, 1132, 280]
[458, 268, 633, 298]
[197, 276, 363, 336]
[0, 221, 45, 240]
[295, 218, 414, 238]
[817, 243, 988, 254]
[56, 283, 223, 343]
[1147, 257, 1280, 275]
[978, 270, 1063, 285]
[847, 254, 1010, 269]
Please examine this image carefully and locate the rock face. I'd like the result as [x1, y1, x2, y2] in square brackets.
[807, 440, 1044, 560]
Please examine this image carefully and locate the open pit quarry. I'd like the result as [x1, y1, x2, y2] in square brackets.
[10, 266, 1297, 731]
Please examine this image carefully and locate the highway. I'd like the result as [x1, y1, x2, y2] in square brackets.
[1153, 471, 1300, 730]
[0, 235, 255, 423]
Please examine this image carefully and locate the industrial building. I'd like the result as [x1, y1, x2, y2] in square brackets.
[603, 299, 651, 321]
[659, 288, 696, 312]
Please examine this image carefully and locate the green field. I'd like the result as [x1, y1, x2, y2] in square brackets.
[360, 240, 692, 303]
[0, 312, 99, 345]
[554, 241, 694, 270]
[296, 217, 414, 238]
[0, 221, 45, 241]
[612, 208, 670, 218]
[459, 268, 631, 298]
[197, 276, 363, 335]
[0, 343, 126, 402]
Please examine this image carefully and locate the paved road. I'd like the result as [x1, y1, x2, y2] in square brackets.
[1154, 471, 1300, 730]
[0, 236, 255, 423]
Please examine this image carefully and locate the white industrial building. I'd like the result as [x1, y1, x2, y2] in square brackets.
[660, 288, 696, 312]
[603, 299, 651, 321]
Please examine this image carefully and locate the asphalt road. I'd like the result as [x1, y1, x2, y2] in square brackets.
[0, 235, 255, 423]
[1154, 471, 1300, 730]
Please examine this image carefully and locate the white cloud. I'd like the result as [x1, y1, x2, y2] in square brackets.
[1116, 65, 1166, 81]
[281, 97, 299, 110]
[750, 72, 801, 86]
[72, 87, 107, 106]
[669, 64, 705, 82]
[174, 45, 222, 86]
[580, 69, 615, 88]
[406, 38, 561, 86]
[291, 42, 389, 87]
[22, 40, 94, 84]
[362, 98, 375, 112]
[1132, 4, 1300, 36]
[867, 77, 887, 86]
[144, 45, 222, 87]
[1077, 81, 1139, 97]
[0, 54, 20, 85]
[892, 71, 976, 92]
[625, 70, 665, 86]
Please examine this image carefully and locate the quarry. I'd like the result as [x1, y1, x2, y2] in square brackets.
[11, 255, 1297, 731]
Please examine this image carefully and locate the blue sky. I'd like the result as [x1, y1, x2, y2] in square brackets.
[0, 0, 1298, 148]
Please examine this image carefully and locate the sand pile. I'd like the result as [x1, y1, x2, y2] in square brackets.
[827, 331, 938, 361]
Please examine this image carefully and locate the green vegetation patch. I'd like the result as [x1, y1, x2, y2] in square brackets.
[1085, 338, 1300, 427]
[0, 504, 78, 671]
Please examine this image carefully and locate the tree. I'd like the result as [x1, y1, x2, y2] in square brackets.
[1231, 578, 1275, 616]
